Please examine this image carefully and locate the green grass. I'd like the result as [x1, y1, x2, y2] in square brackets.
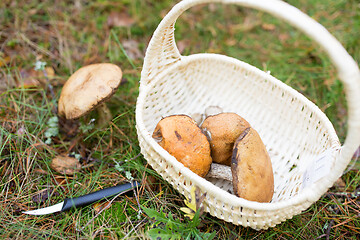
[1, 0, 359, 239]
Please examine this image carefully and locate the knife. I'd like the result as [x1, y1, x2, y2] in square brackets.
[23, 181, 139, 215]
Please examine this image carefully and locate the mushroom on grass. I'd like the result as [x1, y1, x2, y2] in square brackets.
[152, 115, 212, 177]
[58, 63, 123, 125]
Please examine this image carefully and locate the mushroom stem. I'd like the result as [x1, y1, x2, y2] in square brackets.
[204, 105, 223, 118]
[96, 102, 112, 127]
[205, 163, 232, 182]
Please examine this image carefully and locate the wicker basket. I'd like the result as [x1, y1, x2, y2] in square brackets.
[135, 0, 360, 230]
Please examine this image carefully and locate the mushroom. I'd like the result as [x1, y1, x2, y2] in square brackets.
[191, 113, 205, 126]
[152, 115, 212, 177]
[205, 163, 232, 182]
[204, 105, 223, 118]
[58, 63, 122, 122]
[231, 127, 274, 202]
[201, 112, 250, 166]
[191, 105, 223, 126]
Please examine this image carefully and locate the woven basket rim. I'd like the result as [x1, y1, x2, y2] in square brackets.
[136, 53, 342, 211]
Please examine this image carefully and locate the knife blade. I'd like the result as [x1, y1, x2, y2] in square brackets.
[23, 181, 139, 215]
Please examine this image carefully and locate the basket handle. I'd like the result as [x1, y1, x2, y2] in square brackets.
[141, 0, 360, 172]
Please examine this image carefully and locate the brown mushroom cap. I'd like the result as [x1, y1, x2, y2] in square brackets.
[58, 63, 122, 119]
[201, 112, 250, 166]
[231, 127, 274, 202]
[152, 115, 212, 177]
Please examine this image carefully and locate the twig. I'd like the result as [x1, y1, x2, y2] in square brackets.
[41, 68, 56, 104]
[122, 218, 147, 239]
[323, 195, 341, 240]
[313, 234, 326, 240]
[111, 30, 137, 69]
[129, 153, 142, 162]
[17, 32, 58, 59]
[325, 189, 360, 199]
[132, 181, 142, 218]
[325, 220, 334, 240]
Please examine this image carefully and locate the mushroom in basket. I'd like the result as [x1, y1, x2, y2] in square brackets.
[231, 127, 274, 202]
[152, 112, 274, 203]
[201, 112, 250, 166]
[152, 115, 212, 177]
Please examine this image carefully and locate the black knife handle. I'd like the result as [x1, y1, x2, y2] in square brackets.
[61, 181, 139, 212]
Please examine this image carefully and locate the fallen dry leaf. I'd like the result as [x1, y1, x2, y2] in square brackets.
[33, 168, 49, 175]
[225, 38, 237, 47]
[32, 189, 52, 204]
[160, 9, 168, 18]
[58, 117, 80, 138]
[0, 55, 11, 67]
[0, 72, 15, 93]
[122, 39, 143, 60]
[54, 176, 67, 187]
[107, 11, 135, 28]
[261, 23, 276, 31]
[18, 69, 41, 88]
[208, 3, 217, 12]
[17, 66, 55, 88]
[177, 39, 190, 54]
[16, 125, 26, 136]
[228, 15, 261, 34]
[144, 175, 159, 192]
[93, 201, 112, 213]
[333, 177, 346, 191]
[44, 66, 55, 79]
[50, 155, 81, 175]
[278, 33, 290, 43]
